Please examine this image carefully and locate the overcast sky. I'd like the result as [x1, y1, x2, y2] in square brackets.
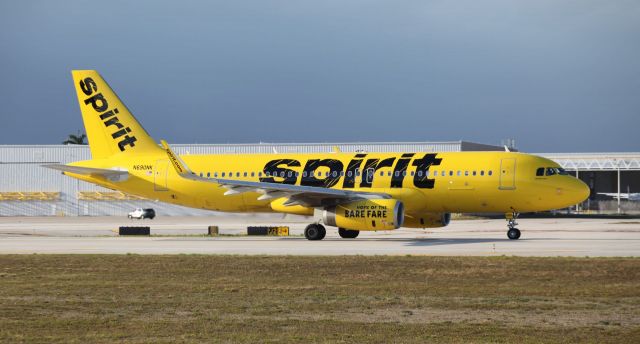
[0, 1, 638, 152]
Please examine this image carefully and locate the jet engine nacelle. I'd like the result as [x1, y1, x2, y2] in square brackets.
[403, 213, 451, 228]
[323, 199, 404, 231]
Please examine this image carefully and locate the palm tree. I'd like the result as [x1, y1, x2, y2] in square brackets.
[63, 131, 87, 145]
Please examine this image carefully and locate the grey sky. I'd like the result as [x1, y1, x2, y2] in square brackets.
[0, 0, 638, 152]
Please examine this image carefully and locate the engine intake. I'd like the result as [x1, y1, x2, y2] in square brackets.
[323, 199, 404, 231]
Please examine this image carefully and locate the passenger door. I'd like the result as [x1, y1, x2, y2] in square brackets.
[154, 160, 169, 191]
[499, 158, 516, 190]
[364, 168, 375, 186]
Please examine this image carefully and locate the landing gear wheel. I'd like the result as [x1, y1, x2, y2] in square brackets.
[338, 228, 360, 239]
[507, 228, 521, 240]
[505, 210, 521, 240]
[304, 224, 326, 241]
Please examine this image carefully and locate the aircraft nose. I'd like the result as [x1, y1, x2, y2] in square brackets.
[567, 178, 590, 205]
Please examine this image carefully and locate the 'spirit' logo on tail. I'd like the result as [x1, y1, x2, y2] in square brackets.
[79, 77, 137, 151]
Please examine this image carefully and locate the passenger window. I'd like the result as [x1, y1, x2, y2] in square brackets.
[388, 171, 392, 176]
[545, 168, 556, 176]
[250, 172, 254, 177]
[303, 171, 307, 177]
[380, 171, 384, 177]
[199, 172, 203, 177]
[395, 171, 400, 177]
[258, 172, 262, 177]
[222, 172, 225, 177]
[536, 168, 545, 176]
[244, 172, 247, 177]
[464, 171, 469, 176]
[402, 171, 407, 177]
[214, 172, 218, 177]
[480, 171, 484, 176]
[417, 171, 422, 177]
[207, 172, 210, 178]
[457, 171, 461, 176]
[488, 171, 493, 176]
[434, 171, 438, 176]
[472, 171, 476, 176]
[449, 171, 453, 176]
[340, 171, 345, 177]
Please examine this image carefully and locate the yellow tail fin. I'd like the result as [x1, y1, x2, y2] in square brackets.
[71, 70, 161, 159]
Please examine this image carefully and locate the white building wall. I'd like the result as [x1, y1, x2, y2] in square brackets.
[0, 141, 509, 216]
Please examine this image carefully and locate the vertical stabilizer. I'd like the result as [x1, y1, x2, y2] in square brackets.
[71, 70, 161, 158]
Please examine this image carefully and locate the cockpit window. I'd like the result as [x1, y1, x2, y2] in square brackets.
[543, 167, 569, 176]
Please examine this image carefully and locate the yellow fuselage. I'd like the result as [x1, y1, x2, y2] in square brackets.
[68, 151, 589, 217]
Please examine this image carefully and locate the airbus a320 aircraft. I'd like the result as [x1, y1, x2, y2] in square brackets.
[45, 71, 590, 240]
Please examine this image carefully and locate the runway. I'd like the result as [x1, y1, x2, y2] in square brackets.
[0, 216, 639, 256]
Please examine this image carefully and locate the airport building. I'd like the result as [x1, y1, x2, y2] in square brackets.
[0, 142, 638, 216]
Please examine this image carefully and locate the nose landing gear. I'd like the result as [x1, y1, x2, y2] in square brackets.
[506, 211, 521, 240]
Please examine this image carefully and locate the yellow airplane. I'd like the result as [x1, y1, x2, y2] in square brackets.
[44, 70, 590, 240]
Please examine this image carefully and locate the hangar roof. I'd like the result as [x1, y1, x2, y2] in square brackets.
[536, 153, 640, 171]
[0, 144, 638, 171]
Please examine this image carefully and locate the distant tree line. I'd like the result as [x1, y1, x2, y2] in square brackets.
[63, 131, 87, 145]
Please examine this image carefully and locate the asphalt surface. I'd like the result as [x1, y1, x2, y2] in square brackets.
[0, 216, 639, 256]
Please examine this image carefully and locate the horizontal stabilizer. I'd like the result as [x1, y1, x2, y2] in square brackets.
[42, 164, 128, 182]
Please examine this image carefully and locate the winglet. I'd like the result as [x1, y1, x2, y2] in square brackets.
[160, 140, 193, 175]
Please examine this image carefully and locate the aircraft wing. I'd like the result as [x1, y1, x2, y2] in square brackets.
[598, 192, 629, 199]
[598, 192, 640, 201]
[160, 140, 391, 207]
[42, 164, 128, 182]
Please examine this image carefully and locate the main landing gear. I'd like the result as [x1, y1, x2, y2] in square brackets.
[304, 223, 326, 240]
[303, 225, 361, 240]
[506, 211, 521, 240]
[338, 228, 360, 239]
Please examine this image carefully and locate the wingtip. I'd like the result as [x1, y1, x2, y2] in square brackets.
[41, 164, 64, 170]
